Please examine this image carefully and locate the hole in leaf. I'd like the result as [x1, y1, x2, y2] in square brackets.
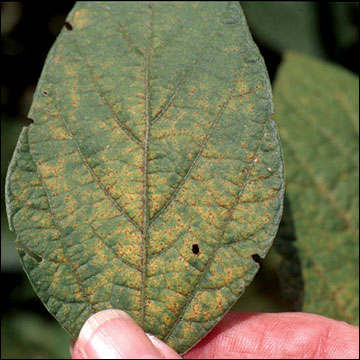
[42, 90, 48, 96]
[251, 254, 261, 263]
[192, 244, 200, 255]
[64, 22, 73, 30]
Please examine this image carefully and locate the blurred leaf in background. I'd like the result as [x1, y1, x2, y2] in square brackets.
[330, 2, 359, 50]
[242, 2, 326, 57]
[273, 51, 359, 325]
[2, 312, 70, 359]
[241, 2, 359, 77]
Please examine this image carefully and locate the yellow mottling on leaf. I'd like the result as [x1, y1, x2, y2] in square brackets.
[161, 314, 173, 327]
[6, 2, 284, 355]
[188, 86, 197, 94]
[73, 9, 90, 30]
[75, 292, 84, 301]
[49, 125, 68, 140]
[39, 163, 58, 179]
[245, 103, 254, 114]
[224, 45, 240, 54]
[185, 290, 229, 322]
[93, 201, 119, 220]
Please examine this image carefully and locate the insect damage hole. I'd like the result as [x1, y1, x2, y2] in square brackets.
[64, 22, 73, 30]
[251, 254, 261, 264]
[192, 244, 200, 255]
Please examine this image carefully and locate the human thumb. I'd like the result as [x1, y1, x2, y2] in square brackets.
[71, 309, 182, 359]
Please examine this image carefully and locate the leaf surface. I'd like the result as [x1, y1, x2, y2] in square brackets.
[5, 2, 284, 353]
[241, 2, 325, 57]
[273, 52, 359, 325]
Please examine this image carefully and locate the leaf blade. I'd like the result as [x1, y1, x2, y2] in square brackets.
[6, 2, 284, 354]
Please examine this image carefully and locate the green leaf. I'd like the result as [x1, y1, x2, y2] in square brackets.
[241, 2, 326, 57]
[2, 312, 70, 359]
[330, 2, 359, 51]
[5, 2, 284, 354]
[273, 52, 359, 325]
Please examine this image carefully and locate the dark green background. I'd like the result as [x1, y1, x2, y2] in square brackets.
[1, 2, 358, 358]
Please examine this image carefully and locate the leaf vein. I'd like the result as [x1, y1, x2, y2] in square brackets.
[28, 142, 98, 316]
[53, 96, 141, 232]
[164, 118, 270, 342]
[150, 24, 223, 125]
[150, 89, 240, 225]
[281, 132, 357, 235]
[83, 60, 144, 148]
[98, 4, 145, 57]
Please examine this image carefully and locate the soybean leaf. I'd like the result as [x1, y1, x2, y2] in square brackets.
[5, 2, 284, 354]
[274, 52, 359, 325]
[241, 2, 325, 57]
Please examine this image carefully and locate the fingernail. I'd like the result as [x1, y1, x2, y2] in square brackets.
[72, 309, 164, 359]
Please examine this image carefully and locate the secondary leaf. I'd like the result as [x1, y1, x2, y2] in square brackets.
[241, 2, 325, 57]
[273, 52, 359, 325]
[5, 2, 284, 354]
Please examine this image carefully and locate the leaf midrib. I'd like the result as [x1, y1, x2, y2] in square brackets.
[140, 2, 154, 328]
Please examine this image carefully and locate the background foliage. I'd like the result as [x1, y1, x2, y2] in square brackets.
[273, 51, 358, 324]
[1, 2, 358, 358]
